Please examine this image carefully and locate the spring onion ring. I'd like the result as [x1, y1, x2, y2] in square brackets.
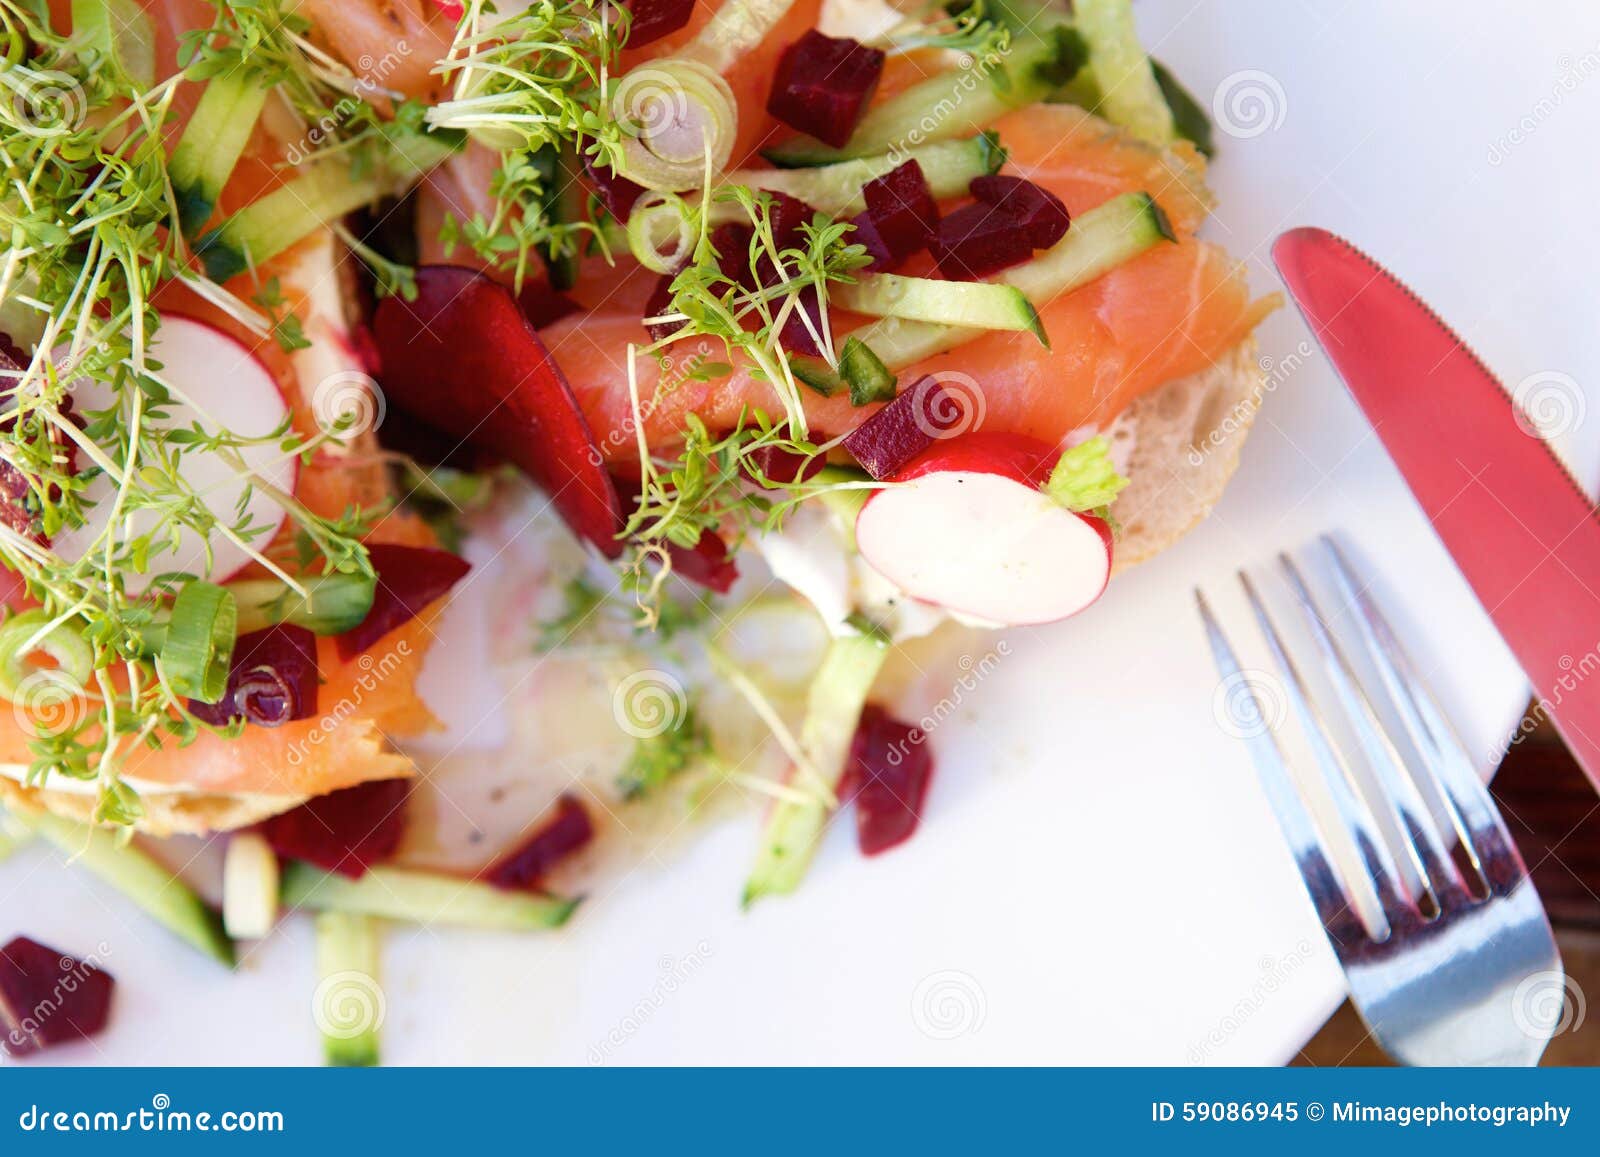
[161, 581, 237, 704]
[0, 610, 93, 703]
[627, 191, 697, 273]
[609, 59, 737, 190]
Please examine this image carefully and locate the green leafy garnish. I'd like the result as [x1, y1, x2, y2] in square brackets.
[1043, 436, 1129, 515]
[618, 704, 710, 799]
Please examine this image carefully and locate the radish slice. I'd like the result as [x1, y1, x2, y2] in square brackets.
[855, 434, 1112, 626]
[54, 316, 295, 591]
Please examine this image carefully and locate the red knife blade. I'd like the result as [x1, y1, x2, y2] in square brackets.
[1273, 227, 1600, 785]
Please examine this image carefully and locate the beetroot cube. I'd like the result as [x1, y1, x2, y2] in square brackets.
[644, 272, 682, 343]
[850, 161, 939, 272]
[767, 31, 885, 149]
[666, 530, 740, 594]
[485, 795, 594, 890]
[582, 155, 645, 223]
[623, 0, 694, 47]
[841, 704, 934, 856]
[841, 375, 957, 479]
[710, 221, 754, 285]
[780, 284, 825, 357]
[969, 175, 1070, 249]
[929, 201, 1036, 280]
[0, 937, 115, 1056]
[258, 779, 410, 879]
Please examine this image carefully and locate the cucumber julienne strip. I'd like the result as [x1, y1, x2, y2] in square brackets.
[281, 862, 580, 931]
[1072, 0, 1177, 146]
[725, 134, 1006, 218]
[742, 632, 890, 906]
[853, 191, 1173, 372]
[315, 911, 382, 1067]
[23, 811, 236, 966]
[833, 274, 1047, 347]
[197, 130, 461, 282]
[169, 73, 272, 237]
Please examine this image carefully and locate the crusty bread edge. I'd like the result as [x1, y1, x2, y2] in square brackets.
[1110, 339, 1264, 572]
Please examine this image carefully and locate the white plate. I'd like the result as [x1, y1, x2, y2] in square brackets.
[7, 0, 1600, 1066]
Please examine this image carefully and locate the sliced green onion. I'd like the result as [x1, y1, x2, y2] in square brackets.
[627, 191, 697, 274]
[610, 59, 738, 190]
[0, 610, 93, 702]
[161, 581, 237, 704]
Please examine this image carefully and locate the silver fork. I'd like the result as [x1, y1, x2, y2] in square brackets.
[1196, 535, 1562, 1066]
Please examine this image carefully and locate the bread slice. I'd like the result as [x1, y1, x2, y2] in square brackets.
[1111, 339, 1264, 570]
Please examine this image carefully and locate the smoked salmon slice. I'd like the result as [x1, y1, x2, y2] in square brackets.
[542, 103, 1274, 460]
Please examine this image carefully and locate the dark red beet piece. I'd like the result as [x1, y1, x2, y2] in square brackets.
[189, 625, 319, 728]
[517, 280, 580, 330]
[841, 375, 962, 479]
[337, 543, 470, 660]
[258, 778, 411, 879]
[842, 705, 934, 856]
[622, 0, 694, 47]
[969, 175, 1070, 250]
[372, 266, 625, 557]
[779, 284, 825, 357]
[929, 202, 1036, 280]
[666, 530, 739, 594]
[583, 156, 645, 223]
[767, 31, 885, 149]
[484, 795, 594, 890]
[710, 221, 754, 285]
[855, 161, 938, 271]
[0, 937, 115, 1057]
[644, 272, 682, 343]
[743, 439, 825, 485]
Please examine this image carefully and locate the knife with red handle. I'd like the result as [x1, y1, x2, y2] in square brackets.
[1273, 227, 1600, 786]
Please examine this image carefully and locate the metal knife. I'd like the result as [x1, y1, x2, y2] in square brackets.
[1273, 226, 1600, 786]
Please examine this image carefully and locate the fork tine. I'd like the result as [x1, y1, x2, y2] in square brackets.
[1276, 553, 1468, 909]
[1234, 573, 1412, 934]
[1321, 536, 1526, 895]
[1195, 589, 1366, 943]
